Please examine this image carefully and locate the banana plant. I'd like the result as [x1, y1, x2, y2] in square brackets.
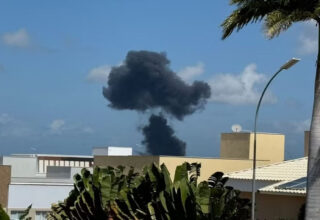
[49, 163, 250, 220]
[48, 166, 140, 220]
[198, 172, 251, 220]
[0, 204, 32, 220]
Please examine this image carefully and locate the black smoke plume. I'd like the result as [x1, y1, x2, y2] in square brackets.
[142, 114, 186, 156]
[103, 50, 211, 120]
[103, 50, 211, 156]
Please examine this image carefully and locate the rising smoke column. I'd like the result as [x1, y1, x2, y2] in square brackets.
[142, 114, 186, 156]
[103, 50, 211, 155]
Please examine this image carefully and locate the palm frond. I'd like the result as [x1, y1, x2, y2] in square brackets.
[222, 0, 320, 39]
[265, 10, 313, 38]
[222, 0, 280, 39]
[264, 10, 293, 38]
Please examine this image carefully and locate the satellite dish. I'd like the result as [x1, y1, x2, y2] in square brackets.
[232, 124, 242, 133]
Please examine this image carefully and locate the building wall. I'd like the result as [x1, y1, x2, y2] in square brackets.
[9, 208, 50, 220]
[38, 157, 93, 173]
[94, 156, 160, 172]
[159, 157, 270, 182]
[249, 133, 285, 163]
[3, 156, 37, 178]
[8, 184, 73, 209]
[220, 133, 285, 163]
[226, 179, 278, 193]
[220, 133, 251, 159]
[94, 156, 271, 182]
[93, 147, 132, 156]
[0, 165, 11, 207]
[241, 192, 305, 220]
[94, 155, 271, 182]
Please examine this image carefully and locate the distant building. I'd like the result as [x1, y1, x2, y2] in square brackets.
[93, 146, 132, 156]
[95, 132, 285, 182]
[2, 154, 93, 176]
[0, 133, 294, 219]
[0, 146, 132, 219]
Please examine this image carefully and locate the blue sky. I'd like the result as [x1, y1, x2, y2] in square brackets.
[0, 1, 316, 158]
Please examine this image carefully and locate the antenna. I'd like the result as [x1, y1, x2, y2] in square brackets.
[231, 124, 242, 133]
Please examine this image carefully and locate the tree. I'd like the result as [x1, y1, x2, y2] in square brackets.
[221, 1, 320, 218]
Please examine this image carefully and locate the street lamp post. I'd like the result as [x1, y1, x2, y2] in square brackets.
[251, 58, 300, 220]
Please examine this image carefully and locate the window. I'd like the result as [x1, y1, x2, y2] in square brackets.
[36, 211, 49, 220]
[10, 211, 24, 220]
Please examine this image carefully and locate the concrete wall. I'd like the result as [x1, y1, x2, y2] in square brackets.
[241, 192, 305, 220]
[0, 165, 11, 207]
[94, 156, 160, 172]
[46, 166, 71, 178]
[3, 156, 37, 178]
[8, 183, 73, 219]
[226, 179, 278, 193]
[220, 133, 285, 163]
[159, 157, 270, 182]
[38, 157, 93, 174]
[8, 184, 73, 209]
[94, 156, 271, 182]
[220, 133, 251, 159]
[249, 133, 285, 163]
[93, 147, 133, 156]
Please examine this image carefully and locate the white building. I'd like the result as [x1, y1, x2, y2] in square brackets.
[1, 146, 132, 219]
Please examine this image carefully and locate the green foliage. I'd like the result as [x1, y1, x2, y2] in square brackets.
[0, 205, 9, 220]
[19, 204, 32, 220]
[49, 163, 250, 220]
[48, 165, 140, 220]
[0, 204, 32, 220]
[115, 163, 200, 220]
[221, 0, 320, 39]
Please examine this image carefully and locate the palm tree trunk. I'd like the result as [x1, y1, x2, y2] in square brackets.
[305, 22, 320, 219]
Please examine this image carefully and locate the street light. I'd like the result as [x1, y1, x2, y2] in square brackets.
[251, 58, 300, 220]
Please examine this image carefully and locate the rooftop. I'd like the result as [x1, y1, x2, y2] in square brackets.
[259, 178, 306, 196]
[226, 157, 307, 181]
[222, 132, 283, 135]
[9, 154, 93, 159]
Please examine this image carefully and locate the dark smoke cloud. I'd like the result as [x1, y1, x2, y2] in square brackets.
[142, 114, 186, 156]
[103, 50, 211, 156]
[103, 50, 211, 120]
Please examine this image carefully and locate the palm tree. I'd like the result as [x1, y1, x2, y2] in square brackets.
[222, 1, 320, 219]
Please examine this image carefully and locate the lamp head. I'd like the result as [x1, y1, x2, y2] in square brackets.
[280, 58, 300, 70]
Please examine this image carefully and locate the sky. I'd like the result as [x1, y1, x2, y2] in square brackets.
[0, 1, 317, 159]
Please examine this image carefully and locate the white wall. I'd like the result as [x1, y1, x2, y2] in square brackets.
[3, 156, 37, 177]
[227, 179, 278, 192]
[8, 184, 73, 209]
[108, 147, 132, 156]
[93, 147, 132, 156]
